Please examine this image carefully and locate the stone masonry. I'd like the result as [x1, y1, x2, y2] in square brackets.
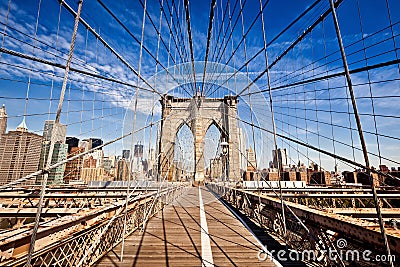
[158, 94, 240, 182]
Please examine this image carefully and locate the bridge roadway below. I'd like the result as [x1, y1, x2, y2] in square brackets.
[94, 186, 279, 266]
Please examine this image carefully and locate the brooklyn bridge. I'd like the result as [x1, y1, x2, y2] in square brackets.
[0, 0, 399, 266]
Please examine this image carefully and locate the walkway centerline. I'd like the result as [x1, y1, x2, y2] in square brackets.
[199, 187, 214, 267]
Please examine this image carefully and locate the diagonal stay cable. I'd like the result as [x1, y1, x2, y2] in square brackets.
[25, 1, 83, 264]
[235, 115, 400, 183]
[201, 0, 216, 95]
[0, 46, 159, 95]
[58, 0, 159, 96]
[159, 0, 187, 65]
[171, 0, 190, 63]
[203, 0, 234, 95]
[147, 0, 196, 97]
[0, 22, 99, 72]
[206, 0, 323, 97]
[206, 0, 321, 97]
[203, 0, 246, 96]
[97, 0, 170, 69]
[0, 119, 161, 191]
[203, 0, 239, 96]
[267, 27, 400, 88]
[209, 0, 231, 65]
[97, 0, 193, 98]
[160, 0, 195, 95]
[184, 0, 197, 92]
[235, 0, 342, 97]
[241, 58, 400, 97]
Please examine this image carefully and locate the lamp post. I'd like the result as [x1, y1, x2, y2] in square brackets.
[220, 140, 229, 183]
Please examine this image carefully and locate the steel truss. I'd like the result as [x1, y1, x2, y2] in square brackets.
[0, 185, 186, 266]
[208, 184, 399, 267]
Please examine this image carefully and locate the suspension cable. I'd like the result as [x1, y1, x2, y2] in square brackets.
[201, 0, 216, 95]
[58, 0, 158, 95]
[25, 1, 83, 266]
[235, 0, 343, 97]
[183, 0, 197, 93]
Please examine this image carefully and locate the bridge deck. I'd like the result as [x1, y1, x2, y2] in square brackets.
[94, 187, 277, 266]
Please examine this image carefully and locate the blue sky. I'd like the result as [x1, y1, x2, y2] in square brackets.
[0, 0, 399, 172]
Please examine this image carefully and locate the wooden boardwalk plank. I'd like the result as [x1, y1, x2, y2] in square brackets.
[94, 187, 278, 267]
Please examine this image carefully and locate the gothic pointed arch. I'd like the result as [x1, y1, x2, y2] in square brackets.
[158, 95, 240, 183]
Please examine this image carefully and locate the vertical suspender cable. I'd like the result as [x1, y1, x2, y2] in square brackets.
[97, 0, 192, 98]
[19, 0, 43, 185]
[310, 32, 323, 171]
[142, 0, 164, 230]
[148, 0, 164, 183]
[23, 0, 42, 122]
[48, 3, 62, 121]
[384, 0, 400, 74]
[239, 0, 258, 178]
[121, 0, 148, 261]
[258, 0, 288, 245]
[201, 0, 216, 95]
[25, 1, 83, 266]
[355, 0, 382, 168]
[328, 1, 393, 266]
[184, 0, 197, 93]
[322, 19, 338, 179]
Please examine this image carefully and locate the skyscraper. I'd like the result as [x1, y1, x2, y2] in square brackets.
[42, 120, 66, 143]
[37, 121, 68, 185]
[238, 128, 247, 171]
[64, 146, 84, 183]
[0, 104, 6, 136]
[80, 141, 106, 182]
[116, 158, 130, 181]
[0, 117, 43, 185]
[147, 148, 156, 177]
[82, 138, 103, 150]
[247, 147, 256, 169]
[134, 143, 144, 158]
[66, 137, 79, 153]
[133, 142, 144, 173]
[122, 149, 130, 159]
[64, 137, 83, 182]
[245, 147, 257, 181]
[272, 148, 288, 170]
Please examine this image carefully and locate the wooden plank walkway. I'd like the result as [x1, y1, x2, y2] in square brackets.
[94, 187, 278, 266]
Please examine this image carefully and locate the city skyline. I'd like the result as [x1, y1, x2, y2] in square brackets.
[0, 1, 400, 174]
[0, 1, 398, 266]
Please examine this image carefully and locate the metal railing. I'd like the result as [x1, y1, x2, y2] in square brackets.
[1, 185, 186, 267]
[207, 183, 399, 267]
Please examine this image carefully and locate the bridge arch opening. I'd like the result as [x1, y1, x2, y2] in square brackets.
[120, 61, 272, 183]
[173, 122, 194, 182]
[204, 123, 222, 181]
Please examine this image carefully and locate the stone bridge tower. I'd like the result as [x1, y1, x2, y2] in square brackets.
[158, 94, 240, 183]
